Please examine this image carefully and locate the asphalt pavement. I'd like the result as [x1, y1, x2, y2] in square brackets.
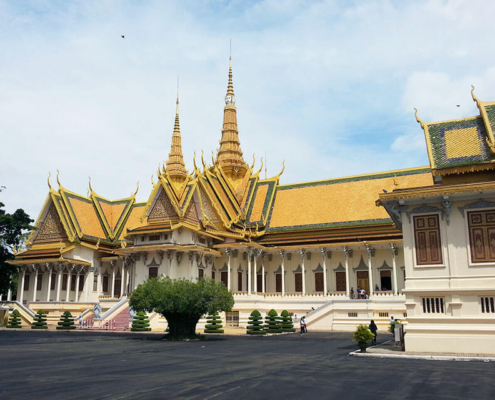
[0, 330, 493, 400]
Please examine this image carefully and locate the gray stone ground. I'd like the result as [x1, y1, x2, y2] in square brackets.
[0, 330, 493, 400]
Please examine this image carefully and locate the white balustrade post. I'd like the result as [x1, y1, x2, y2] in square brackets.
[56, 263, 63, 302]
[247, 248, 253, 296]
[391, 243, 398, 295]
[66, 265, 74, 302]
[18, 267, 26, 304]
[261, 252, 266, 293]
[7, 275, 12, 301]
[321, 248, 328, 295]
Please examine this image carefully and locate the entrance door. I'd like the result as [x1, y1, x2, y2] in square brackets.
[336, 271, 346, 292]
[276, 274, 282, 293]
[380, 270, 392, 291]
[315, 272, 324, 292]
[114, 278, 121, 297]
[237, 272, 242, 291]
[257, 274, 262, 293]
[226, 311, 239, 327]
[221, 271, 228, 287]
[295, 273, 302, 292]
[357, 271, 369, 294]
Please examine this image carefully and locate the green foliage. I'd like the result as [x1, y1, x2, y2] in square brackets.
[56, 311, 76, 330]
[246, 309, 265, 335]
[264, 309, 282, 334]
[353, 325, 375, 352]
[129, 277, 234, 339]
[204, 312, 224, 334]
[279, 310, 296, 333]
[0, 195, 34, 297]
[131, 311, 151, 332]
[389, 320, 401, 333]
[31, 309, 48, 330]
[6, 309, 22, 328]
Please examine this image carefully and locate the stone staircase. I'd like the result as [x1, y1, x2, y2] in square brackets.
[113, 306, 131, 331]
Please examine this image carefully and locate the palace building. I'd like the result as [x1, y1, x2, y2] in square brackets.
[1, 59, 494, 355]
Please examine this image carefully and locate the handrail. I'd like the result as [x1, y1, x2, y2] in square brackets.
[94, 296, 128, 320]
[7, 301, 36, 318]
[75, 308, 91, 322]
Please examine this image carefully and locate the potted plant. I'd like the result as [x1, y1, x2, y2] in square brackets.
[353, 325, 375, 352]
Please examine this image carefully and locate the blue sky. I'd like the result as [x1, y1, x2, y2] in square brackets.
[2, 0, 495, 219]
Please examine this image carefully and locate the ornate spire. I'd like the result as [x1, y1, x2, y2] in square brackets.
[165, 90, 187, 182]
[217, 56, 248, 179]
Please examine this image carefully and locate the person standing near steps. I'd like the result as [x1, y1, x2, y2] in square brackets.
[369, 319, 378, 345]
[300, 316, 307, 335]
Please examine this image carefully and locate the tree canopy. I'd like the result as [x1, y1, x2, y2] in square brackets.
[0, 189, 34, 297]
[129, 276, 234, 338]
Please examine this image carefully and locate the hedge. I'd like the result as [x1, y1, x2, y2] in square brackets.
[280, 310, 296, 333]
[6, 309, 22, 329]
[204, 312, 224, 334]
[264, 309, 282, 334]
[246, 310, 265, 335]
[31, 309, 48, 330]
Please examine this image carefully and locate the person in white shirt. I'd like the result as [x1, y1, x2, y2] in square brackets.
[300, 316, 307, 335]
[390, 316, 395, 323]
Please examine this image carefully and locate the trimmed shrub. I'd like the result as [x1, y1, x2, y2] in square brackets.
[246, 310, 265, 335]
[265, 309, 282, 334]
[56, 311, 76, 330]
[353, 325, 375, 353]
[6, 309, 22, 329]
[280, 310, 296, 333]
[204, 312, 224, 334]
[31, 309, 48, 330]
[131, 311, 151, 332]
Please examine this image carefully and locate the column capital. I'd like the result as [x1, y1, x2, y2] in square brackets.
[45, 262, 53, 272]
[247, 246, 254, 257]
[68, 263, 76, 273]
[320, 247, 327, 258]
[278, 249, 285, 260]
[365, 244, 374, 257]
[224, 247, 232, 257]
[253, 248, 262, 258]
[19, 265, 28, 274]
[56, 262, 65, 272]
[76, 265, 85, 275]
[176, 251, 183, 265]
[110, 260, 117, 269]
[32, 263, 39, 272]
[343, 246, 350, 260]
[298, 249, 306, 260]
[390, 243, 398, 256]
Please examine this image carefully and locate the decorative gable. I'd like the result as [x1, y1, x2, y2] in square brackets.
[34, 203, 67, 243]
[148, 189, 179, 221]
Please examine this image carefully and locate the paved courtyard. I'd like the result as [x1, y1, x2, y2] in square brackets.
[0, 330, 493, 400]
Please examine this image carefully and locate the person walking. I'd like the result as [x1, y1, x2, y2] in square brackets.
[369, 319, 378, 345]
[300, 316, 307, 335]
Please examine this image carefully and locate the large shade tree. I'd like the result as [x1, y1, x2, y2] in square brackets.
[0, 187, 34, 298]
[129, 277, 234, 339]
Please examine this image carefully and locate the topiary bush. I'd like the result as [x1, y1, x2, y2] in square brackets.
[131, 311, 152, 332]
[31, 309, 48, 330]
[246, 310, 265, 335]
[280, 310, 296, 333]
[204, 312, 224, 334]
[265, 309, 282, 334]
[353, 325, 375, 353]
[56, 311, 76, 330]
[6, 309, 22, 329]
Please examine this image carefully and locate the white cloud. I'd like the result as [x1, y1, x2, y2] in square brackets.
[1, 0, 495, 219]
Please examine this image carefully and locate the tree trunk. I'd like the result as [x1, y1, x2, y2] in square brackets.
[164, 313, 201, 338]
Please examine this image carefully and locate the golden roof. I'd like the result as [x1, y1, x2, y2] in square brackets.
[165, 92, 188, 182]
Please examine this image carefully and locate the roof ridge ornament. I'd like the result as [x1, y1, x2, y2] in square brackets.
[471, 85, 482, 109]
[414, 108, 426, 129]
[47, 172, 54, 192]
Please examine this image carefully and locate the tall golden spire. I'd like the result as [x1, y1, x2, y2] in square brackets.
[165, 89, 187, 183]
[217, 56, 248, 179]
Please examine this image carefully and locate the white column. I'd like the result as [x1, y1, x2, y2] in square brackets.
[299, 249, 306, 296]
[125, 265, 130, 296]
[66, 265, 74, 302]
[32, 264, 39, 303]
[321, 248, 328, 295]
[343, 247, 350, 298]
[45, 263, 53, 302]
[366, 244, 374, 297]
[391, 243, 398, 295]
[18, 268, 26, 304]
[278, 250, 285, 296]
[55, 263, 63, 302]
[119, 262, 125, 298]
[253, 250, 258, 293]
[7, 275, 12, 301]
[82, 267, 90, 302]
[111, 260, 116, 298]
[226, 248, 232, 291]
[75, 269, 81, 302]
[247, 248, 253, 296]
[261, 252, 266, 293]
[97, 263, 103, 296]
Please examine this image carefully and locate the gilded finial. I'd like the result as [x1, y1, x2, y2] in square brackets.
[193, 152, 198, 172]
[56, 169, 62, 187]
[212, 151, 216, 167]
[47, 172, 53, 191]
[251, 154, 256, 170]
[201, 150, 207, 169]
[151, 174, 155, 186]
[276, 160, 285, 179]
[88, 176, 94, 194]
[414, 108, 425, 129]
[471, 85, 482, 109]
[96, 238, 100, 248]
[133, 182, 139, 197]
[157, 164, 161, 178]
[256, 158, 264, 176]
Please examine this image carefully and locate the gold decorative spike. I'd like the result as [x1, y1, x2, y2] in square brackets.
[56, 169, 62, 187]
[88, 176, 94, 194]
[157, 164, 162, 179]
[251, 154, 255, 170]
[201, 150, 207, 170]
[414, 108, 425, 129]
[47, 172, 53, 191]
[165, 89, 188, 183]
[276, 160, 286, 179]
[133, 182, 139, 197]
[96, 238, 100, 248]
[151, 174, 155, 186]
[216, 55, 249, 180]
[256, 158, 264, 176]
[471, 85, 482, 109]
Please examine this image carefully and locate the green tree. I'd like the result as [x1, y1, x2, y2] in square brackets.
[265, 309, 282, 333]
[280, 310, 296, 333]
[129, 277, 234, 339]
[246, 310, 265, 335]
[56, 311, 76, 330]
[6, 309, 22, 328]
[31, 309, 48, 329]
[0, 189, 34, 298]
[204, 312, 224, 334]
[131, 311, 151, 332]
